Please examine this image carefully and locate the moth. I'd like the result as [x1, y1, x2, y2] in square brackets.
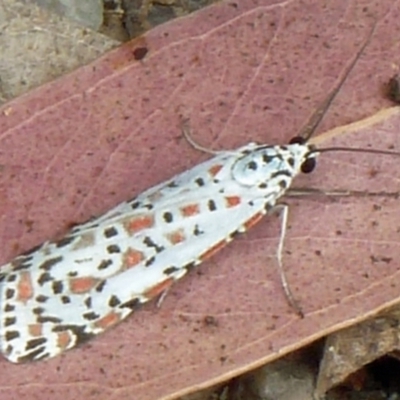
[0, 29, 396, 363]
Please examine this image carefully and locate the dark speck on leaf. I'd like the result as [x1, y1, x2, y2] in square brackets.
[133, 47, 149, 61]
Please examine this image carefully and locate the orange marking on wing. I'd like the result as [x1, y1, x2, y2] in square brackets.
[57, 331, 73, 350]
[144, 277, 174, 299]
[243, 212, 264, 230]
[28, 324, 43, 337]
[199, 240, 227, 261]
[17, 271, 34, 302]
[70, 277, 100, 294]
[180, 203, 200, 217]
[122, 248, 145, 269]
[124, 214, 155, 234]
[165, 229, 186, 244]
[208, 164, 223, 177]
[225, 196, 241, 208]
[94, 311, 121, 330]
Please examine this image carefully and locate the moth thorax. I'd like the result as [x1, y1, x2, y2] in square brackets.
[231, 145, 303, 187]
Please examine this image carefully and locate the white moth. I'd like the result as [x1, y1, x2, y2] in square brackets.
[0, 141, 316, 362]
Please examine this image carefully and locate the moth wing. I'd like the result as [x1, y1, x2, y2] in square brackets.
[0, 145, 267, 362]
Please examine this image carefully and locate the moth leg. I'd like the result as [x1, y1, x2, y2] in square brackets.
[286, 187, 400, 199]
[156, 285, 172, 307]
[155, 268, 188, 307]
[180, 118, 221, 155]
[286, 187, 349, 197]
[273, 203, 304, 318]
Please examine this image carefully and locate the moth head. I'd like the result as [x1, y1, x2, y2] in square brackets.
[231, 143, 316, 187]
[289, 136, 317, 173]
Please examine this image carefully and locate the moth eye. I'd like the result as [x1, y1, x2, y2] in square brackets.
[301, 157, 316, 173]
[289, 136, 306, 145]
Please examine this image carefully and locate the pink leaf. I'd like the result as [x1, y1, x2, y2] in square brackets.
[0, 1, 399, 400]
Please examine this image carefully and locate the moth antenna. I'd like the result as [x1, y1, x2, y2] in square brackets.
[301, 146, 400, 175]
[293, 23, 377, 144]
[181, 118, 222, 155]
[308, 146, 400, 157]
[181, 118, 245, 157]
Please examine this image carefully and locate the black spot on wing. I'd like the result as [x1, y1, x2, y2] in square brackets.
[163, 212, 173, 223]
[229, 230, 241, 240]
[98, 259, 113, 270]
[184, 262, 196, 272]
[193, 225, 204, 236]
[164, 266, 179, 275]
[84, 297, 92, 308]
[130, 201, 140, 209]
[39, 256, 63, 271]
[25, 337, 47, 351]
[52, 281, 64, 294]
[107, 245, 121, 254]
[37, 272, 54, 285]
[143, 236, 164, 253]
[11, 258, 33, 271]
[279, 180, 288, 189]
[247, 160, 258, 170]
[6, 274, 17, 282]
[36, 295, 49, 303]
[5, 330, 20, 341]
[208, 200, 217, 211]
[95, 280, 107, 293]
[37, 316, 63, 324]
[20, 244, 42, 257]
[271, 170, 292, 179]
[145, 256, 155, 267]
[104, 227, 118, 238]
[55, 236, 75, 248]
[120, 298, 141, 310]
[195, 177, 205, 186]
[262, 154, 274, 163]
[109, 295, 121, 307]
[4, 317, 16, 327]
[32, 307, 45, 315]
[17, 347, 50, 363]
[83, 311, 100, 321]
[4, 304, 15, 312]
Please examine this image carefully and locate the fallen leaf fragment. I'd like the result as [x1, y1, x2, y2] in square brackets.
[315, 306, 400, 397]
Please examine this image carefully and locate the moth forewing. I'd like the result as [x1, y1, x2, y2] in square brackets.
[0, 142, 311, 362]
